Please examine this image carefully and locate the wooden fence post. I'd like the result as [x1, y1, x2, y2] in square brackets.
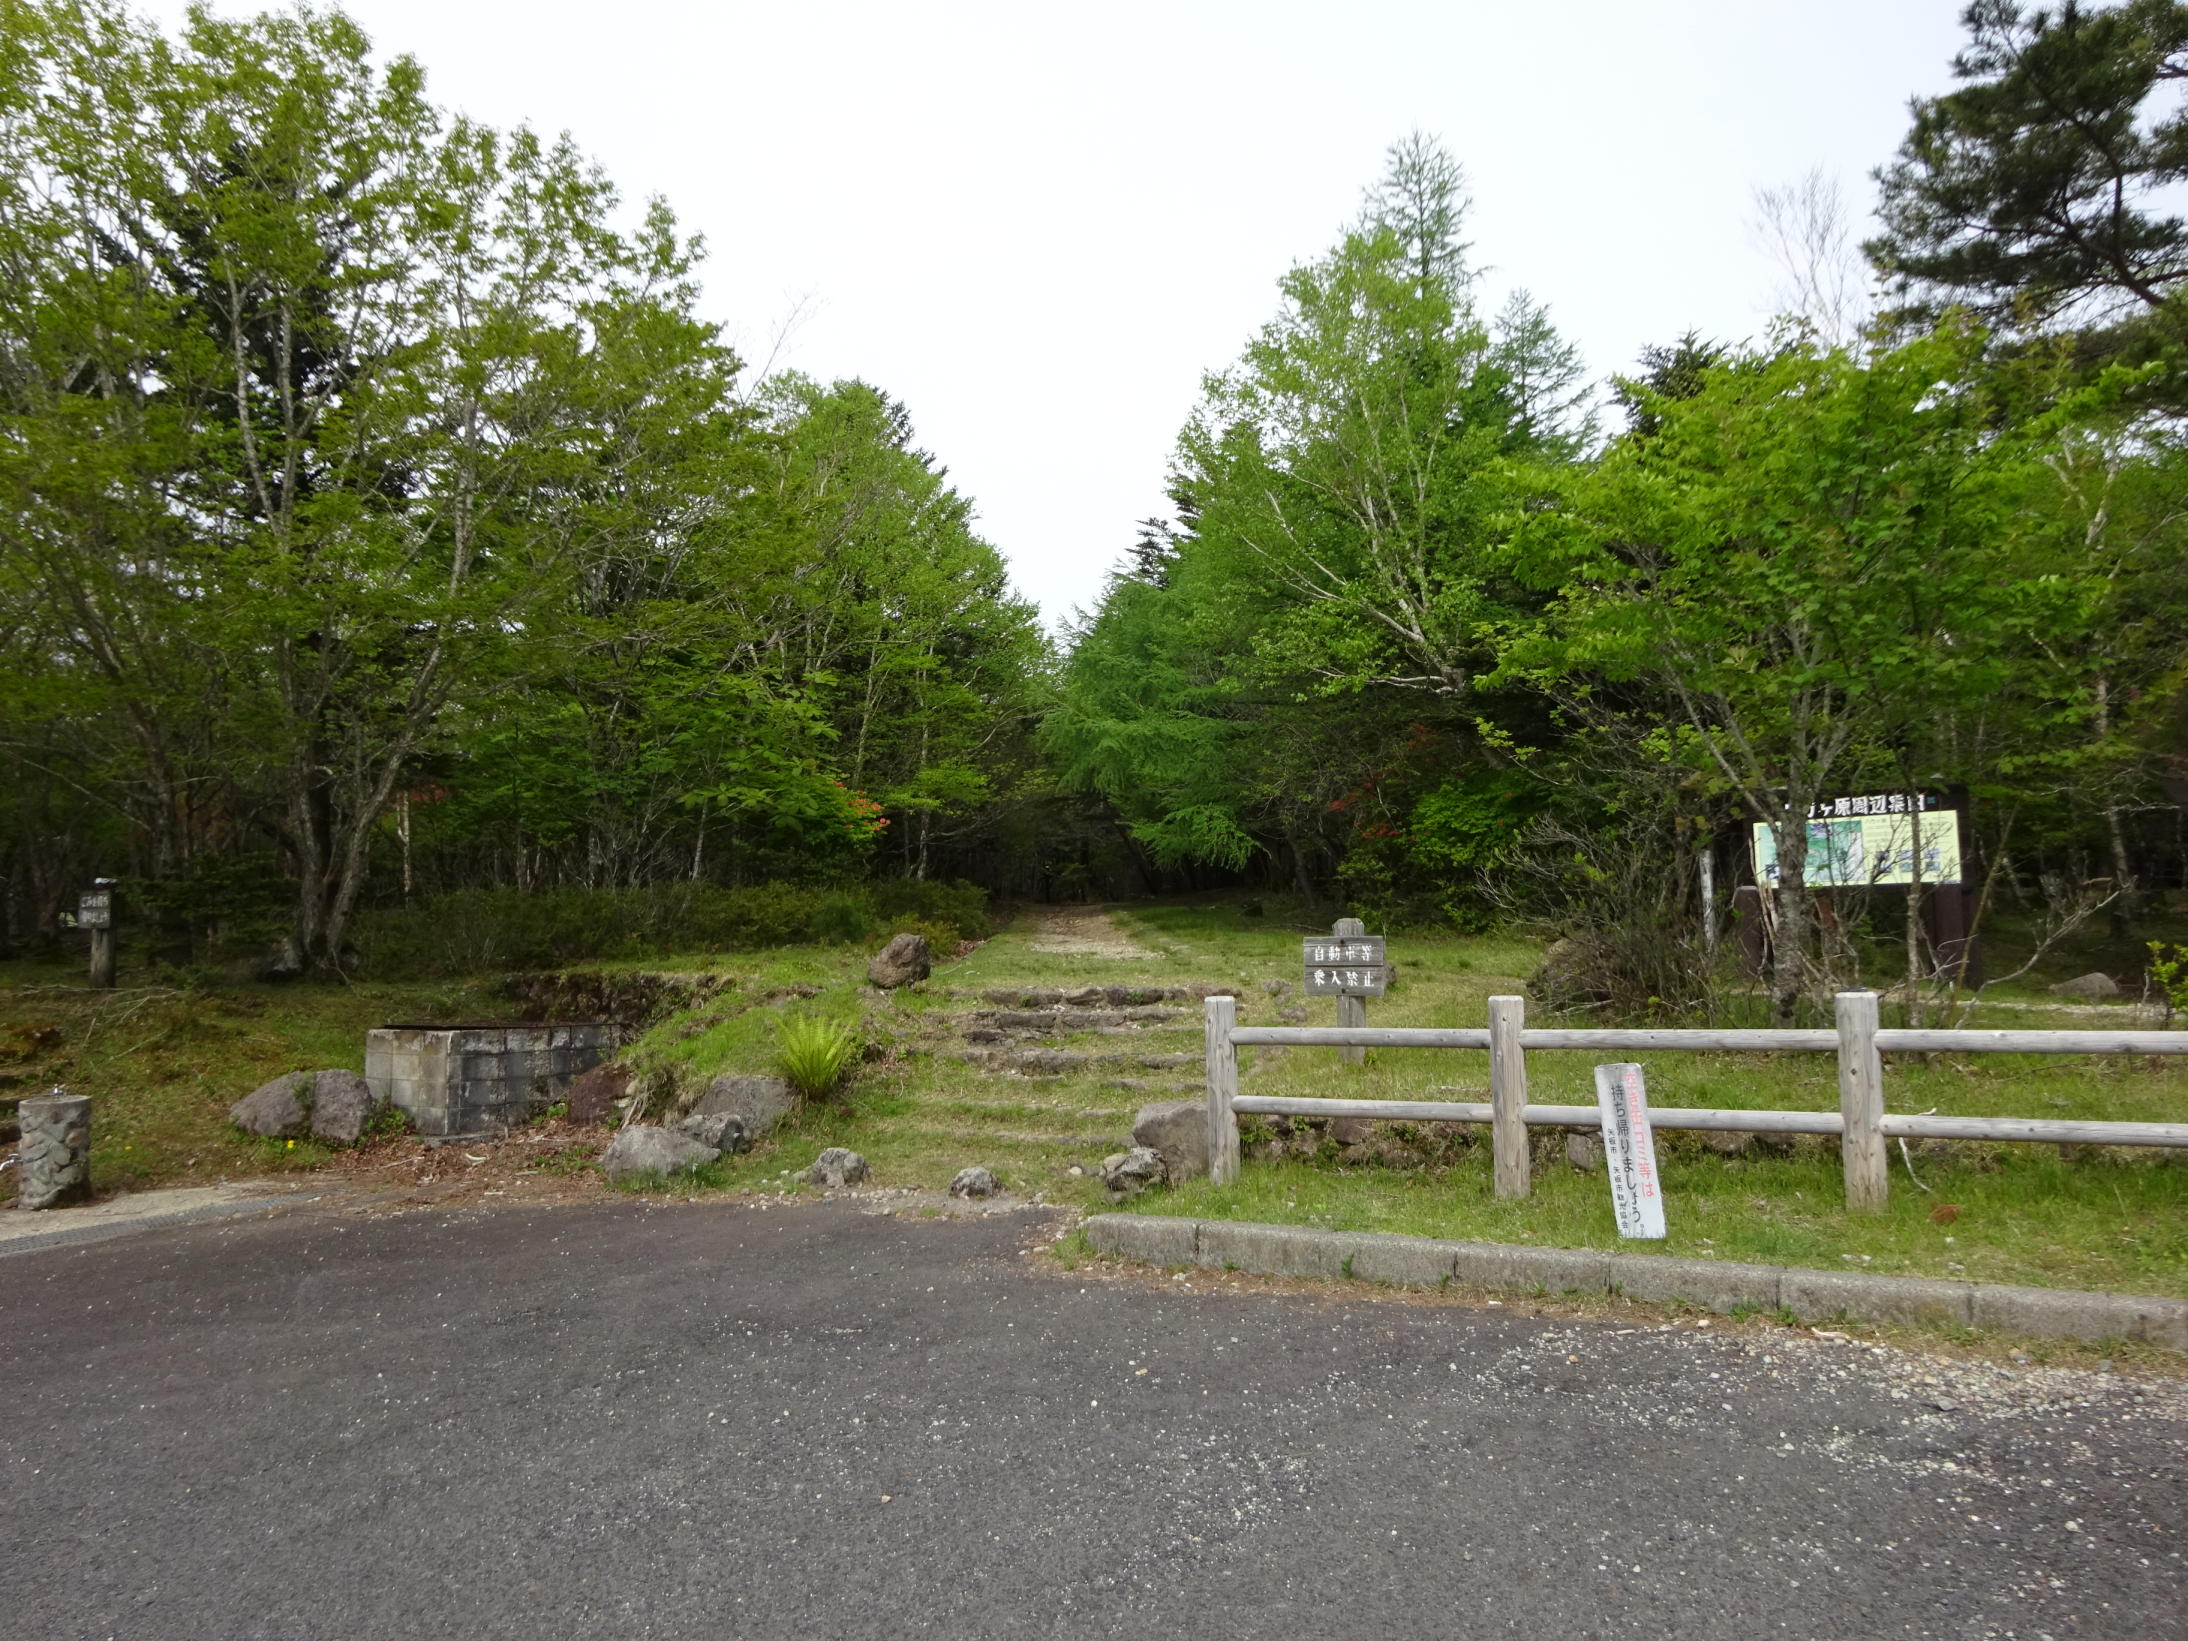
[1205, 994, 1240, 1185]
[1333, 917, 1367, 1067]
[1836, 989, 1887, 1211]
[1488, 994, 1530, 1199]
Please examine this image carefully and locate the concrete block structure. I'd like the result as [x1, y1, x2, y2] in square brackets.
[365, 1023, 616, 1136]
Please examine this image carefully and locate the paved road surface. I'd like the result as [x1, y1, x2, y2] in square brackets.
[3, 1197, 2181, 1639]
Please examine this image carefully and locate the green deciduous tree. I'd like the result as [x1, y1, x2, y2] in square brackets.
[0, 1, 1049, 965]
[1506, 326, 2044, 1020]
[1053, 134, 1588, 907]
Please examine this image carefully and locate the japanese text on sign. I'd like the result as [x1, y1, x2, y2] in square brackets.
[1806, 792, 1941, 819]
[1302, 938, 1384, 966]
[1594, 1062, 1666, 1240]
[1301, 935, 1387, 996]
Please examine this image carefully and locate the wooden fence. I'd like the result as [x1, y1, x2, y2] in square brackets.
[1202, 991, 2188, 1210]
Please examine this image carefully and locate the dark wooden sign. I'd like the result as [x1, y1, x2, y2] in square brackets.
[1302, 935, 1386, 996]
[77, 889, 112, 930]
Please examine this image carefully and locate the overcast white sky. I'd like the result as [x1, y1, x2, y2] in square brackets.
[154, 1, 1975, 628]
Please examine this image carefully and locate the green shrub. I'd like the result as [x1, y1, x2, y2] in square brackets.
[775, 1014, 860, 1100]
[350, 880, 992, 977]
[873, 878, 991, 940]
[882, 916, 969, 959]
[2150, 942, 2188, 1025]
[814, 891, 872, 944]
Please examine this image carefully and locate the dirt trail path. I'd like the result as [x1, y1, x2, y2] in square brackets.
[1024, 905, 1162, 959]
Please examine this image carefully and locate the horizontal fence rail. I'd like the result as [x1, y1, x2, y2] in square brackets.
[1875, 1029, 2188, 1055]
[1229, 1094, 2188, 1149]
[1233, 1026, 2188, 1055]
[1202, 991, 2188, 1209]
[1231, 1027, 1492, 1049]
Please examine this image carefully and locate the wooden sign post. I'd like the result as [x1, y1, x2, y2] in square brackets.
[78, 882, 116, 990]
[1303, 917, 1386, 1067]
[1594, 1062, 1666, 1239]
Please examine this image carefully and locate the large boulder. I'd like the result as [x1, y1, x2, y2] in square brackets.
[600, 1124, 720, 1182]
[1131, 1099, 1208, 1184]
[693, 1073, 794, 1137]
[566, 1062, 634, 1127]
[867, 933, 931, 990]
[308, 1070, 379, 1146]
[229, 1072, 311, 1138]
[2048, 971, 2121, 1001]
[808, 1147, 869, 1187]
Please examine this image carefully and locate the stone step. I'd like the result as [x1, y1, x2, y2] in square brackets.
[922, 1095, 1136, 1118]
[939, 985, 1225, 1008]
[951, 1048, 1199, 1077]
[969, 1006, 1189, 1033]
[1104, 1078, 1201, 1098]
[888, 1121, 1130, 1151]
[959, 1022, 1186, 1046]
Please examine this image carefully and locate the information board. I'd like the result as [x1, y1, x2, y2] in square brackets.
[76, 888, 112, 930]
[1594, 1062, 1666, 1240]
[1752, 798, 1961, 888]
[1301, 935, 1387, 997]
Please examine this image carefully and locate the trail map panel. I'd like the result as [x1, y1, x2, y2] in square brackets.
[1752, 793, 1962, 887]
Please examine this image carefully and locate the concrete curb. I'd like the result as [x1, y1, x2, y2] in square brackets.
[0, 1193, 321, 1258]
[1083, 1214, 2188, 1351]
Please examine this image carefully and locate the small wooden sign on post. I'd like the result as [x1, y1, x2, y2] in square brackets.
[79, 881, 117, 989]
[1300, 934, 1387, 996]
[1304, 919, 1386, 1066]
[1594, 1061, 1666, 1239]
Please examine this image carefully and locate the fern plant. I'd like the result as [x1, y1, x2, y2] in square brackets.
[775, 1015, 859, 1100]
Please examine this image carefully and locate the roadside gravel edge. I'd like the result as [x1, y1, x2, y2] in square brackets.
[1083, 1213, 2188, 1350]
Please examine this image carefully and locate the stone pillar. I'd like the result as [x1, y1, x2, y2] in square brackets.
[16, 1092, 91, 1209]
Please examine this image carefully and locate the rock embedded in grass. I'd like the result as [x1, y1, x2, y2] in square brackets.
[694, 1073, 793, 1137]
[948, 1165, 998, 1199]
[1099, 1146, 1166, 1196]
[307, 1070, 379, 1146]
[600, 1124, 720, 1181]
[808, 1147, 869, 1187]
[1131, 1100, 1207, 1183]
[2047, 972, 2121, 1000]
[675, 1112, 748, 1155]
[229, 1072, 312, 1138]
[1564, 1131, 1604, 1172]
[867, 933, 931, 989]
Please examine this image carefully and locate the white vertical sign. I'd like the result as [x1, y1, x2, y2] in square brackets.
[1594, 1062, 1666, 1240]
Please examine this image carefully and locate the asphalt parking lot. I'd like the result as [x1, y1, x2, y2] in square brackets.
[4, 1196, 2181, 1639]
